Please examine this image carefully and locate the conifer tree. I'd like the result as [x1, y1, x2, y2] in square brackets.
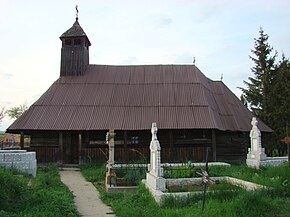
[269, 55, 290, 155]
[241, 28, 290, 155]
[240, 28, 276, 123]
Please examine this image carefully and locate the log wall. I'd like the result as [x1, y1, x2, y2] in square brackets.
[25, 129, 249, 164]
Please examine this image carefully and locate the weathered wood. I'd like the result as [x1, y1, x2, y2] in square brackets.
[212, 130, 217, 161]
[20, 131, 24, 149]
[26, 146, 60, 163]
[59, 132, 63, 163]
[78, 133, 82, 164]
[26, 129, 250, 164]
[124, 130, 127, 148]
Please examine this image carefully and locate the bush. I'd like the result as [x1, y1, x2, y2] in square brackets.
[0, 166, 79, 217]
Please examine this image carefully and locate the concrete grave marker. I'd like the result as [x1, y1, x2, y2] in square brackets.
[145, 123, 166, 193]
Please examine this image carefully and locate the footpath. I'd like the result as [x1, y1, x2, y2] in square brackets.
[60, 168, 116, 217]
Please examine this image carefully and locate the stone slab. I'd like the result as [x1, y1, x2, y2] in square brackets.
[146, 172, 166, 192]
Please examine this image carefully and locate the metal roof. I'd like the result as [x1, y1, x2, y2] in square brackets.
[7, 64, 272, 132]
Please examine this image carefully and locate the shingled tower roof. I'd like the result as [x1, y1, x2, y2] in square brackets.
[60, 18, 91, 46]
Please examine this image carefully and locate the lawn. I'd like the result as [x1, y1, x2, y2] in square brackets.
[80, 162, 290, 217]
[0, 166, 79, 217]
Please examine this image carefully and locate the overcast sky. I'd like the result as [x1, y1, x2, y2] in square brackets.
[1, 0, 290, 131]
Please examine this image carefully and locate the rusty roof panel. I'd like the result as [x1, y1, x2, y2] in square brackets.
[141, 107, 159, 129]
[80, 84, 100, 105]
[94, 84, 114, 106]
[35, 106, 61, 130]
[159, 107, 177, 129]
[89, 106, 110, 129]
[126, 85, 144, 106]
[107, 107, 125, 129]
[122, 107, 143, 130]
[49, 84, 69, 105]
[143, 85, 159, 106]
[34, 83, 57, 106]
[7, 64, 273, 133]
[176, 107, 196, 129]
[174, 84, 193, 106]
[129, 66, 145, 84]
[63, 84, 84, 105]
[53, 106, 76, 130]
[110, 85, 129, 106]
[159, 84, 175, 106]
[25, 106, 48, 130]
[70, 106, 94, 130]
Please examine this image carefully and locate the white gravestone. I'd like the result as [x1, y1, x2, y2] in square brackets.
[146, 123, 166, 192]
[246, 117, 267, 168]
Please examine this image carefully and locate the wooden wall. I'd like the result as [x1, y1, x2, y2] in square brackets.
[26, 129, 248, 164]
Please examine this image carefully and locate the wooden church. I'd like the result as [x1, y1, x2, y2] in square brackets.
[7, 16, 272, 164]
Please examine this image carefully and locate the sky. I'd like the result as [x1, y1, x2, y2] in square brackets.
[0, 0, 290, 131]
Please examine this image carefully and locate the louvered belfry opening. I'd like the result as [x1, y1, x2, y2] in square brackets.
[59, 18, 91, 76]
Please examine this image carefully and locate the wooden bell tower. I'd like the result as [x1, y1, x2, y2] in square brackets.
[59, 9, 91, 76]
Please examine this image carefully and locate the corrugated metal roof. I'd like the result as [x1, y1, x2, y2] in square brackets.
[7, 64, 272, 132]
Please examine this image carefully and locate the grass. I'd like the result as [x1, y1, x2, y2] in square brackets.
[167, 180, 242, 193]
[0, 166, 79, 217]
[80, 162, 290, 217]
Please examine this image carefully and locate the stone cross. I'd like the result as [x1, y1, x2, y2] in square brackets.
[149, 123, 163, 177]
[246, 117, 267, 168]
[250, 117, 262, 151]
[107, 128, 115, 166]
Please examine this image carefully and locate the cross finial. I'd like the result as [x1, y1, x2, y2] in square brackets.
[76, 5, 79, 20]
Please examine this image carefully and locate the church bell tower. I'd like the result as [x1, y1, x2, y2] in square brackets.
[59, 9, 91, 76]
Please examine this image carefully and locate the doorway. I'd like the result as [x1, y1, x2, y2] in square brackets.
[63, 132, 79, 164]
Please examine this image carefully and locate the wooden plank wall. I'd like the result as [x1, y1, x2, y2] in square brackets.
[25, 129, 248, 164]
[26, 146, 60, 163]
[215, 131, 248, 164]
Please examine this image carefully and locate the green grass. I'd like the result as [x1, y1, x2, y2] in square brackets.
[0, 166, 79, 217]
[167, 180, 242, 193]
[80, 162, 290, 217]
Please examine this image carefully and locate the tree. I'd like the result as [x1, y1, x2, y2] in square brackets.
[240, 27, 276, 123]
[240, 28, 290, 155]
[267, 55, 290, 155]
[0, 107, 4, 126]
[6, 103, 28, 119]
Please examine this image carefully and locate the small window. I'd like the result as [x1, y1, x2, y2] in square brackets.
[131, 136, 139, 144]
[65, 39, 72, 45]
[74, 39, 82, 45]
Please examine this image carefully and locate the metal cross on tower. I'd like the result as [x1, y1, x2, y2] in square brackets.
[75, 5, 79, 20]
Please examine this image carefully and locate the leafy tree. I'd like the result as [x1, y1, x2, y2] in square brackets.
[5, 103, 28, 119]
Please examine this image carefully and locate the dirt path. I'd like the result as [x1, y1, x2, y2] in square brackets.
[60, 168, 115, 217]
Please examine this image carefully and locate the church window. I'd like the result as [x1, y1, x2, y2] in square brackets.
[65, 39, 72, 45]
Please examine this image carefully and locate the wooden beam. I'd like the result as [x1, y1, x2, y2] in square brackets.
[124, 130, 127, 148]
[169, 130, 173, 160]
[20, 131, 24, 149]
[59, 132, 63, 164]
[169, 130, 173, 148]
[78, 133, 82, 164]
[212, 130, 217, 161]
